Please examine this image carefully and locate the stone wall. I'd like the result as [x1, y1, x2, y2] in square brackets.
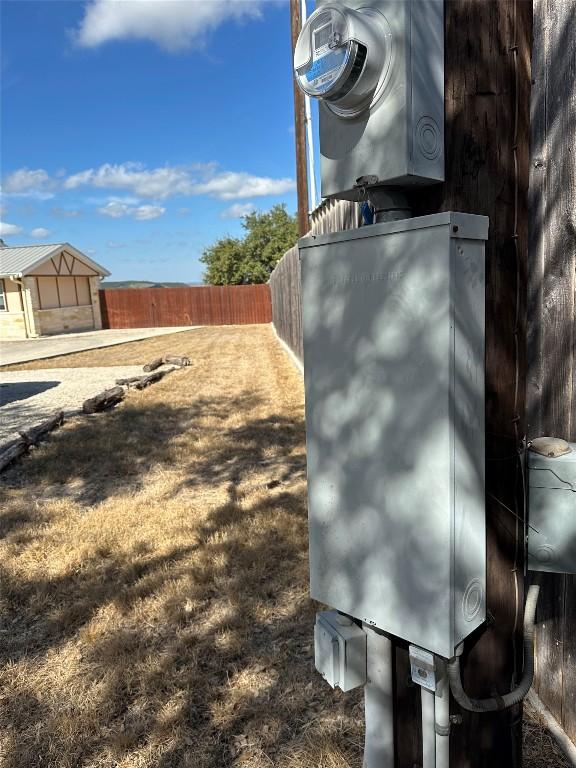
[36, 305, 95, 335]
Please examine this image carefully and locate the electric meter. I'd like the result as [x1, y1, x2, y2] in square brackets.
[294, 4, 391, 117]
[293, 0, 445, 200]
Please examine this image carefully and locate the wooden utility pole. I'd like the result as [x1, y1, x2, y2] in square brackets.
[290, 0, 311, 237]
[527, 0, 576, 744]
[395, 2, 533, 765]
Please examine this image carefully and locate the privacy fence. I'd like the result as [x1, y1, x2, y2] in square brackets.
[528, 0, 576, 741]
[269, 198, 361, 363]
[99, 284, 272, 329]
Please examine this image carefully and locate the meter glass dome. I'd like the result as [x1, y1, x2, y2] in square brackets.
[294, 4, 391, 118]
[294, 8, 355, 100]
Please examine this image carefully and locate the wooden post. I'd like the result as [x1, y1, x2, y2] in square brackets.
[290, 0, 310, 237]
[527, 0, 576, 745]
[399, 2, 533, 765]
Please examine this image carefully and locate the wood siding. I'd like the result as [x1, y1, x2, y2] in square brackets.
[528, 0, 576, 743]
[99, 285, 272, 329]
[269, 246, 302, 362]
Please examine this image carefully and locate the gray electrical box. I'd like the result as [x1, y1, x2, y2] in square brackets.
[300, 212, 488, 659]
[314, 610, 367, 690]
[294, 0, 444, 200]
[528, 440, 576, 573]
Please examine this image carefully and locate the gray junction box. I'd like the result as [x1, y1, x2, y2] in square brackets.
[314, 610, 367, 691]
[300, 213, 488, 659]
[528, 443, 576, 573]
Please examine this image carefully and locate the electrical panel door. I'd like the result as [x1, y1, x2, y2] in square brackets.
[300, 213, 487, 659]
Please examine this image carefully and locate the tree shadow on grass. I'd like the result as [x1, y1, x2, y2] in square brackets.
[0, 389, 357, 768]
[0, 391, 265, 507]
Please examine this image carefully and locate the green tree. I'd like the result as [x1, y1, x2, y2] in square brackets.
[200, 204, 298, 285]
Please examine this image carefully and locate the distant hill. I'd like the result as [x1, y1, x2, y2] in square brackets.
[101, 281, 201, 289]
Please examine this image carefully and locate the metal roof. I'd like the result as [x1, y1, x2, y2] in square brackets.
[0, 243, 110, 277]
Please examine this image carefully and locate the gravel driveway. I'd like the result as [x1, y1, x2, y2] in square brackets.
[0, 366, 144, 446]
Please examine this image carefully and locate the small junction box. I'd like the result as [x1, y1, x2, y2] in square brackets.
[528, 438, 576, 574]
[314, 610, 367, 691]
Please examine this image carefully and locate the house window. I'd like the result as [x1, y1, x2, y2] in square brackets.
[37, 276, 92, 309]
[0, 279, 6, 311]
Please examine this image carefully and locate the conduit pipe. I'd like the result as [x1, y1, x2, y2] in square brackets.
[299, 0, 318, 212]
[434, 659, 450, 768]
[447, 584, 540, 712]
[363, 624, 394, 768]
[421, 686, 436, 768]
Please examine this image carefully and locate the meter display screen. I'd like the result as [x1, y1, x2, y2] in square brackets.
[314, 23, 332, 50]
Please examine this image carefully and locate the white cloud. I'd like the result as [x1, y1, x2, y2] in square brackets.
[66, 162, 194, 199]
[4, 163, 295, 208]
[133, 204, 165, 220]
[194, 172, 295, 200]
[220, 202, 256, 219]
[0, 221, 23, 236]
[74, 0, 264, 52]
[97, 200, 165, 220]
[30, 227, 51, 238]
[66, 163, 295, 201]
[98, 201, 131, 218]
[2, 168, 54, 199]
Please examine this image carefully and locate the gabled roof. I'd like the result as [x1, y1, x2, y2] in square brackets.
[0, 243, 110, 278]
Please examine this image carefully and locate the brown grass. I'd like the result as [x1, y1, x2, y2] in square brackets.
[0, 325, 564, 767]
[0, 325, 362, 768]
[523, 701, 572, 768]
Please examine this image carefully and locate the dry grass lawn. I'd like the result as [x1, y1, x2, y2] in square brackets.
[0, 324, 564, 767]
[523, 703, 572, 768]
[0, 325, 363, 768]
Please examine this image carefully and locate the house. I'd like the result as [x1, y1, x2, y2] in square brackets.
[0, 242, 110, 339]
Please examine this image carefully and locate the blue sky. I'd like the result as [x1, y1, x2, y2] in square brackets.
[1, 0, 311, 283]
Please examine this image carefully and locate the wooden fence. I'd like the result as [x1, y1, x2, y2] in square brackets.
[269, 198, 361, 362]
[269, 246, 302, 361]
[528, 0, 576, 742]
[99, 284, 272, 329]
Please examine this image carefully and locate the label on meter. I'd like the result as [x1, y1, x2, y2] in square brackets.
[304, 48, 347, 94]
[296, 9, 351, 98]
